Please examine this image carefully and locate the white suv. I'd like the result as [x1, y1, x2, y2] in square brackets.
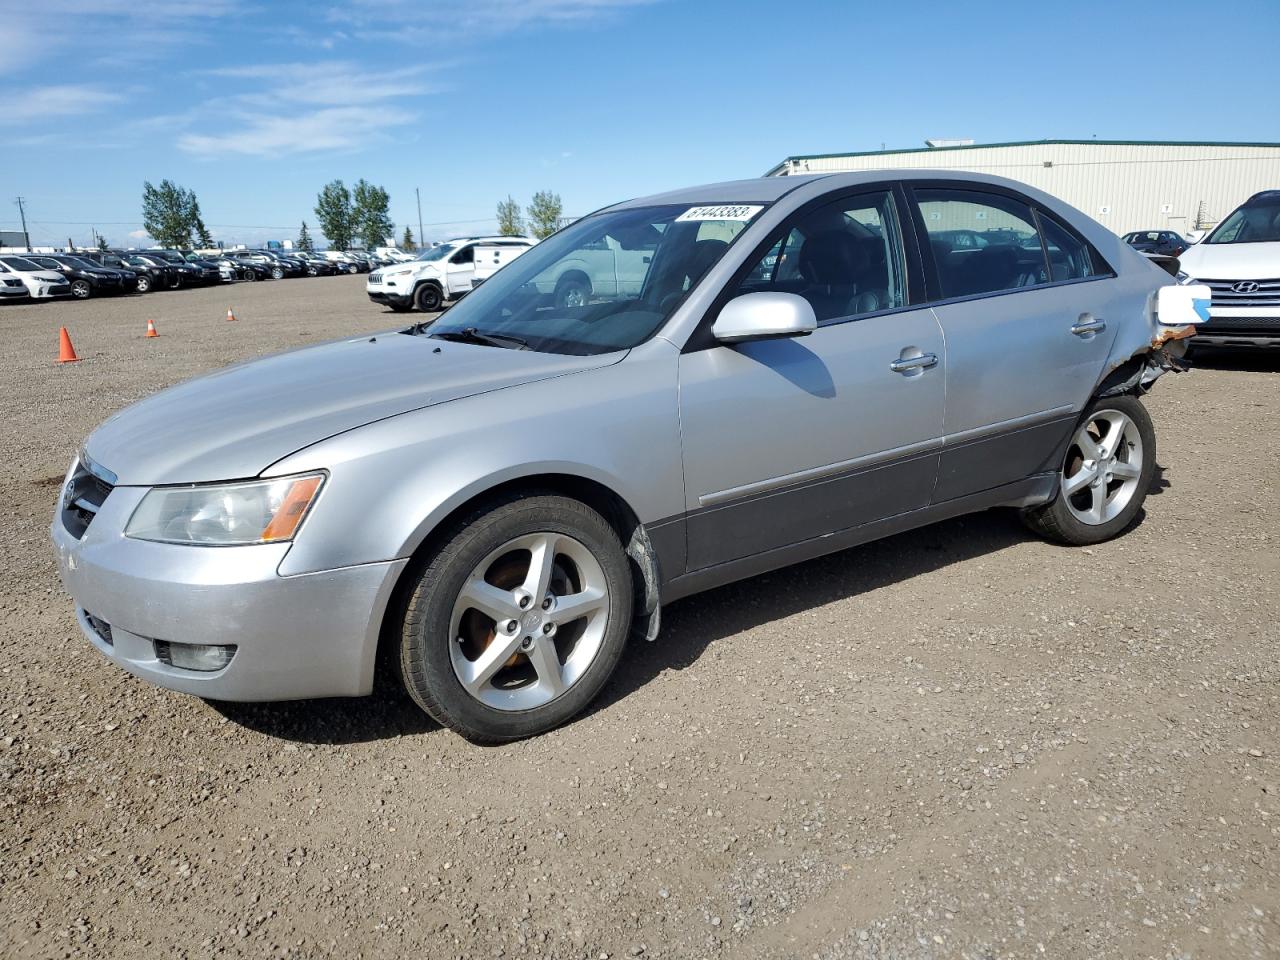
[1176, 189, 1280, 348]
[367, 237, 535, 312]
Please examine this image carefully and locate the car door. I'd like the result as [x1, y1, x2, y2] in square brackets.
[907, 185, 1118, 502]
[446, 244, 476, 294]
[677, 186, 946, 571]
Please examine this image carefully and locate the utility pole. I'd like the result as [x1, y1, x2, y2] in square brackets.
[15, 197, 30, 251]
[416, 188, 424, 249]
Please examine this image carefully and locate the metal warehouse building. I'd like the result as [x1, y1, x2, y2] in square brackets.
[765, 140, 1280, 236]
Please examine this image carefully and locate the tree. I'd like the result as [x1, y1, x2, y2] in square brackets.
[141, 179, 202, 248]
[297, 221, 315, 252]
[401, 226, 416, 252]
[496, 195, 523, 236]
[351, 179, 394, 249]
[96, 235, 109, 252]
[315, 180, 353, 250]
[527, 190, 563, 240]
[191, 199, 213, 248]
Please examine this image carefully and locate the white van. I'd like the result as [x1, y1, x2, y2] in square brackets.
[366, 236, 535, 312]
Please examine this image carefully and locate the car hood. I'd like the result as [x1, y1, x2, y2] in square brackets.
[25, 271, 66, 283]
[85, 333, 621, 486]
[1179, 241, 1280, 279]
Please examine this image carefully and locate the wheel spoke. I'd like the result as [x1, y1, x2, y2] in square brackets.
[1110, 460, 1140, 480]
[1063, 465, 1095, 496]
[552, 585, 607, 624]
[1075, 429, 1103, 460]
[460, 633, 523, 693]
[525, 636, 566, 697]
[522, 534, 558, 601]
[459, 578, 520, 623]
[1087, 484, 1106, 524]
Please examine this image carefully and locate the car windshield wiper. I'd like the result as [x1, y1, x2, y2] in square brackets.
[428, 327, 529, 350]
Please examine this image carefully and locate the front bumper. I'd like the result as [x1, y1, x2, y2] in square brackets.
[30, 282, 71, 299]
[50, 483, 408, 702]
[1195, 307, 1280, 348]
[367, 287, 411, 308]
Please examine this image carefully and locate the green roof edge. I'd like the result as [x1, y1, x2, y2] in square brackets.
[765, 139, 1280, 175]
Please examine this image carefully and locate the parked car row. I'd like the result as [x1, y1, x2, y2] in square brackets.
[0, 247, 404, 302]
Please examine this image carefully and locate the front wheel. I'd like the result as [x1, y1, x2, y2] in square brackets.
[135, 275, 152, 293]
[413, 283, 443, 312]
[1022, 394, 1156, 545]
[271, 267, 284, 280]
[398, 494, 633, 743]
[70, 279, 92, 299]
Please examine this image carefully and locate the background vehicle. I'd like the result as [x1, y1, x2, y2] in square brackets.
[1176, 189, 1280, 348]
[366, 236, 535, 312]
[25, 254, 129, 299]
[78, 251, 159, 292]
[127, 254, 184, 289]
[0, 275, 27, 300]
[52, 172, 1202, 744]
[0, 256, 72, 299]
[1122, 230, 1190, 257]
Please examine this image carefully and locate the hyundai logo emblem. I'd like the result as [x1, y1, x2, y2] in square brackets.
[1232, 280, 1260, 294]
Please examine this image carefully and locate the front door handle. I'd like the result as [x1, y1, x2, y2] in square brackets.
[1071, 318, 1106, 337]
[889, 353, 938, 374]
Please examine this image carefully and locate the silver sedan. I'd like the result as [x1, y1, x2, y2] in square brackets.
[52, 171, 1206, 742]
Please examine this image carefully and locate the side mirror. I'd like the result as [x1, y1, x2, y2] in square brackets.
[1157, 283, 1211, 327]
[712, 292, 817, 344]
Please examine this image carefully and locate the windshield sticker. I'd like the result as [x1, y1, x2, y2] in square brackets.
[676, 205, 764, 223]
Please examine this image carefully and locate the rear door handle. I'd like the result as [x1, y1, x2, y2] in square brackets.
[889, 353, 938, 374]
[1071, 318, 1106, 337]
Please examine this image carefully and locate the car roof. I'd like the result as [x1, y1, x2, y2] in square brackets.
[608, 169, 1098, 211]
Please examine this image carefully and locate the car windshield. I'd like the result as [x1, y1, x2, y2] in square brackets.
[420, 202, 765, 356]
[1205, 199, 1280, 244]
[416, 244, 456, 262]
[1, 256, 45, 271]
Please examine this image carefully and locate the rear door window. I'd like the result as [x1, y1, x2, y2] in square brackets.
[1035, 211, 1106, 281]
[914, 189, 1046, 299]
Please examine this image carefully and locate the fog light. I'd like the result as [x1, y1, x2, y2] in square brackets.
[154, 640, 236, 672]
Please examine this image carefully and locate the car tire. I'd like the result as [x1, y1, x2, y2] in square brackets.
[398, 493, 633, 743]
[1022, 394, 1156, 546]
[243, 269, 257, 282]
[554, 276, 591, 309]
[413, 283, 443, 312]
[271, 267, 284, 280]
[70, 279, 92, 299]
[348, 264, 359, 275]
[135, 275, 151, 293]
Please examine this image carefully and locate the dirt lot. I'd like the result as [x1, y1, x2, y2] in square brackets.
[1, 276, 1276, 960]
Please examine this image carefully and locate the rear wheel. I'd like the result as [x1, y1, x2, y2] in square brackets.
[1022, 394, 1155, 545]
[414, 283, 443, 312]
[398, 494, 633, 743]
[554, 276, 591, 309]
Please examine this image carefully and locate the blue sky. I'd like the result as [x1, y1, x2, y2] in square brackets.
[3, 0, 1278, 248]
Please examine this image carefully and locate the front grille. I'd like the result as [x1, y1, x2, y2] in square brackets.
[1200, 278, 1280, 309]
[369, 272, 382, 283]
[61, 458, 115, 539]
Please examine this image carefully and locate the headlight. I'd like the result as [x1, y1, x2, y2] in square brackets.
[126, 472, 325, 545]
[1175, 271, 1193, 285]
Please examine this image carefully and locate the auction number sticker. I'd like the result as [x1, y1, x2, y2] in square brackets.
[676, 205, 764, 223]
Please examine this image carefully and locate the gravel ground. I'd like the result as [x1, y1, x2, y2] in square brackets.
[1, 276, 1276, 960]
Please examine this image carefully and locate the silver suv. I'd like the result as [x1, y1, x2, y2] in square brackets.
[52, 171, 1199, 742]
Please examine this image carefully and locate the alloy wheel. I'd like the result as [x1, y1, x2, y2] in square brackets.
[1061, 409, 1144, 525]
[448, 532, 610, 711]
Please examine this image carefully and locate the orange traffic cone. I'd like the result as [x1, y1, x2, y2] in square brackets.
[226, 307, 237, 322]
[145, 318, 160, 338]
[56, 327, 81, 364]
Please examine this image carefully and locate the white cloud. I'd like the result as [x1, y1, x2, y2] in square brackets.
[178, 106, 418, 157]
[128, 230, 150, 240]
[7, 85, 125, 123]
[326, 0, 658, 43]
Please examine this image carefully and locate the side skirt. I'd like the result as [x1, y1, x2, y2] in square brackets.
[659, 473, 1056, 604]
